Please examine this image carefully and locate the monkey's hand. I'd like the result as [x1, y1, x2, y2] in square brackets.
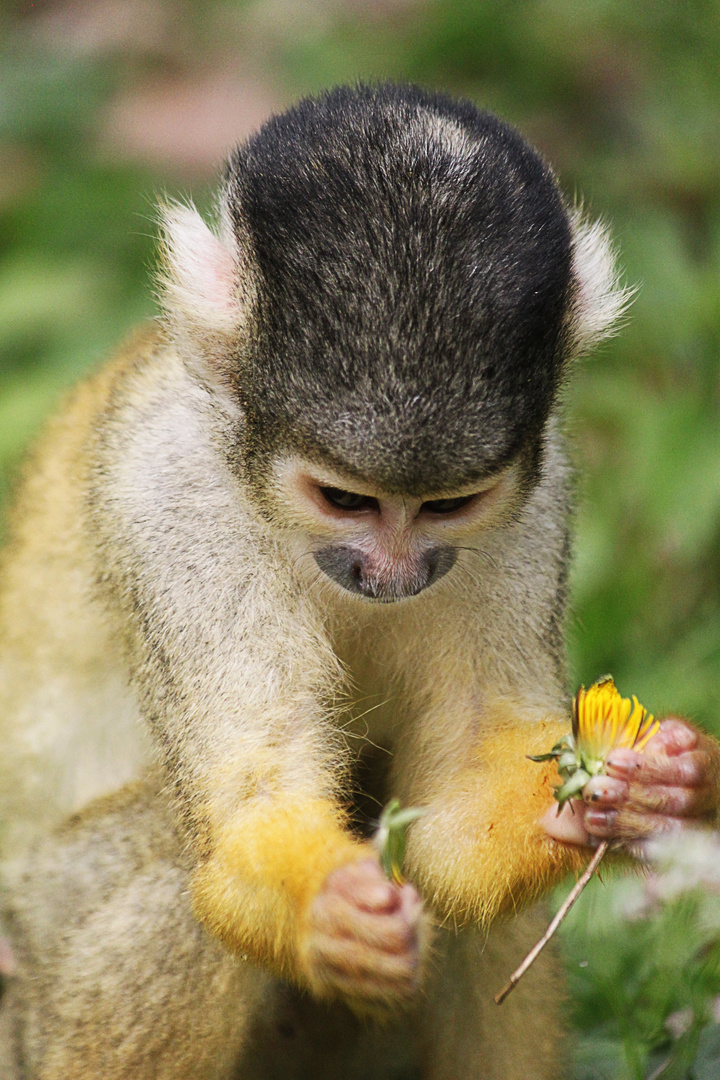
[301, 857, 424, 1012]
[543, 719, 720, 851]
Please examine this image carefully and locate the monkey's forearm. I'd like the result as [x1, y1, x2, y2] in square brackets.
[136, 683, 367, 984]
[191, 794, 366, 982]
[86, 366, 368, 980]
[405, 720, 588, 926]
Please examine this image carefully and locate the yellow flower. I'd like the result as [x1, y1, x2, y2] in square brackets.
[573, 676, 659, 769]
[530, 675, 659, 807]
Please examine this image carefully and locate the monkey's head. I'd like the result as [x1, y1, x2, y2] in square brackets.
[159, 83, 626, 603]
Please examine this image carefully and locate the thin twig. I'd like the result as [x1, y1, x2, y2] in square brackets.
[494, 840, 609, 1005]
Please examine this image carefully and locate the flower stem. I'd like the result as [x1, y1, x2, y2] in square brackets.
[494, 840, 609, 1005]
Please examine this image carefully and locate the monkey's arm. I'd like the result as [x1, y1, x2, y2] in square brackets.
[401, 712, 589, 927]
[107, 557, 365, 988]
[86, 349, 421, 1003]
[404, 707, 720, 926]
[119, 564, 363, 985]
[135, 579, 421, 1006]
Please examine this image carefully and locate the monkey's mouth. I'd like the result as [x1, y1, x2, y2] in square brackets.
[313, 545, 457, 602]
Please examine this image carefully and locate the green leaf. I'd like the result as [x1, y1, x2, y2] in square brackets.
[555, 769, 591, 805]
[374, 799, 425, 884]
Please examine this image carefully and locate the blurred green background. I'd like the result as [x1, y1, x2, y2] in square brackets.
[2, 1, 720, 1075]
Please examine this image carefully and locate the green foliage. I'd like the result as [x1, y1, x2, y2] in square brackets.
[0, 38, 157, 522]
[3, 2, 720, 1075]
[561, 847, 720, 1080]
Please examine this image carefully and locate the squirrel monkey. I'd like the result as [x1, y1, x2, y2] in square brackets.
[1, 83, 718, 1080]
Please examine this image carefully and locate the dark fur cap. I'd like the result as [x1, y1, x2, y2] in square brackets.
[225, 83, 573, 494]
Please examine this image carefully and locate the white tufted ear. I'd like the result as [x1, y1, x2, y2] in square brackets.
[157, 200, 255, 380]
[569, 210, 634, 356]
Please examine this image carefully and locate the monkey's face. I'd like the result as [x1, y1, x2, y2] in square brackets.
[268, 456, 523, 603]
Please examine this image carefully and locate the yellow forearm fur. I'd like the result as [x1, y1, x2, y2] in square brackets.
[407, 718, 588, 926]
[191, 796, 365, 982]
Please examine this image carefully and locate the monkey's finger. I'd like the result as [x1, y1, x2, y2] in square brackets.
[308, 939, 420, 1008]
[343, 911, 419, 955]
[606, 723, 696, 771]
[323, 965, 419, 1007]
[626, 782, 719, 817]
[326, 859, 402, 914]
[582, 776, 628, 806]
[648, 720, 699, 756]
[313, 895, 419, 953]
[604, 748, 643, 776]
[583, 808, 618, 837]
[608, 750, 709, 788]
[398, 883, 422, 922]
[315, 936, 419, 983]
[330, 967, 419, 998]
[586, 805, 688, 841]
[615, 809, 686, 840]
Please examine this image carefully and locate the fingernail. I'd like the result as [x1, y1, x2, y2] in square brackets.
[586, 809, 617, 829]
[607, 757, 639, 773]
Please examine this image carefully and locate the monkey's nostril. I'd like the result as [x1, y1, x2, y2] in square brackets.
[313, 547, 372, 596]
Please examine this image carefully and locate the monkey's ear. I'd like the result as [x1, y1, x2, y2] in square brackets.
[157, 200, 254, 382]
[569, 211, 634, 356]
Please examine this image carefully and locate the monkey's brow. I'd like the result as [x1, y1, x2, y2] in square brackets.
[299, 468, 506, 502]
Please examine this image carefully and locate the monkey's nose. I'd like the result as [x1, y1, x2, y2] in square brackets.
[314, 545, 457, 601]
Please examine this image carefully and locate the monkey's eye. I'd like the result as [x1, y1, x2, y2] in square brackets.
[319, 487, 379, 512]
[421, 495, 476, 514]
